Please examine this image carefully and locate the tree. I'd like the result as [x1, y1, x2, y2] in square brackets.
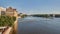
[0, 16, 16, 27]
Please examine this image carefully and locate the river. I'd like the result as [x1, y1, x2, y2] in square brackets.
[17, 17, 60, 34]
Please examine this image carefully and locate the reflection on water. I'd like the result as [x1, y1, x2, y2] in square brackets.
[17, 17, 60, 34]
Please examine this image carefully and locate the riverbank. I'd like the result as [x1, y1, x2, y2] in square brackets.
[2, 17, 18, 34]
[12, 17, 18, 34]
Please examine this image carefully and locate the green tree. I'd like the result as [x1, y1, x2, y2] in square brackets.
[0, 16, 16, 27]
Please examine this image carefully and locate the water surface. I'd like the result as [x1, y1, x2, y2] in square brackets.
[18, 17, 60, 34]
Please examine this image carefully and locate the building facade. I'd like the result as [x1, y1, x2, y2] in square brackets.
[6, 7, 18, 17]
[0, 7, 6, 15]
[0, 7, 18, 17]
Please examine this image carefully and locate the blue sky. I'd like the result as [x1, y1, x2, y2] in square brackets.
[0, 0, 60, 14]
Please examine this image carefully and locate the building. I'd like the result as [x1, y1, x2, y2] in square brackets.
[0, 7, 18, 17]
[6, 7, 18, 17]
[0, 7, 6, 15]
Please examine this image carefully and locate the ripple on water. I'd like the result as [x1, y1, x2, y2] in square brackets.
[18, 17, 60, 34]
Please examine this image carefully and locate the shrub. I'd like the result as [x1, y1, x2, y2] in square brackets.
[0, 16, 16, 27]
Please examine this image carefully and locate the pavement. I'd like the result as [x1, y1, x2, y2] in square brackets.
[3, 27, 12, 34]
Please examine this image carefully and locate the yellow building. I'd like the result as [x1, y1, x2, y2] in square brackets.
[6, 7, 18, 17]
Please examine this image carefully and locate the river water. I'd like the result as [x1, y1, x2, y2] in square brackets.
[17, 17, 60, 34]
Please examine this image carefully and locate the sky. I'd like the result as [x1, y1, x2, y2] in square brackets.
[0, 0, 60, 14]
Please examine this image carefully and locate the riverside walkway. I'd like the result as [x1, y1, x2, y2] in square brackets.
[3, 27, 12, 34]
